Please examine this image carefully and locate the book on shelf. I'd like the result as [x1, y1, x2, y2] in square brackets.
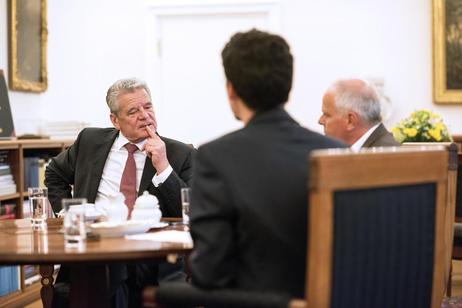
[0, 202, 16, 215]
[0, 151, 8, 162]
[24, 157, 49, 190]
[23, 199, 31, 218]
[24, 274, 41, 287]
[0, 165, 11, 176]
[23, 265, 39, 281]
[0, 213, 15, 220]
[0, 174, 14, 183]
[0, 266, 20, 296]
[0, 202, 16, 220]
[38, 159, 46, 188]
[0, 154, 18, 197]
[0, 183, 17, 196]
[24, 265, 41, 286]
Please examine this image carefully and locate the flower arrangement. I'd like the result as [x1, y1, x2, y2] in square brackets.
[391, 109, 452, 143]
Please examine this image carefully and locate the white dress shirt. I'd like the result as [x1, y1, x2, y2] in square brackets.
[95, 132, 172, 204]
[350, 123, 380, 152]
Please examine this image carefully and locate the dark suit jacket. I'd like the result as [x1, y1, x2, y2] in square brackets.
[45, 128, 195, 300]
[189, 107, 345, 298]
[362, 123, 400, 148]
[45, 127, 194, 217]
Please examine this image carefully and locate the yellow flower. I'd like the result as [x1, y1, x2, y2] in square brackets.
[403, 127, 418, 137]
[430, 112, 439, 119]
[391, 109, 452, 143]
[428, 128, 442, 141]
[435, 122, 445, 131]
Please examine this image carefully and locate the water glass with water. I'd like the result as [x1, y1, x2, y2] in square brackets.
[62, 198, 87, 247]
[181, 188, 191, 224]
[28, 187, 48, 229]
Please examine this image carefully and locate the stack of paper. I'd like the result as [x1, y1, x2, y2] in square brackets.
[40, 121, 88, 139]
[126, 230, 193, 245]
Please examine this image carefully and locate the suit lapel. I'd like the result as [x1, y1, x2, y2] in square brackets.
[139, 158, 156, 196]
[87, 130, 119, 202]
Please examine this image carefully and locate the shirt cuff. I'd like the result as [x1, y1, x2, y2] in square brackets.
[152, 165, 173, 187]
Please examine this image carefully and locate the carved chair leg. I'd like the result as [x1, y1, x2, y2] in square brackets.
[39, 264, 55, 308]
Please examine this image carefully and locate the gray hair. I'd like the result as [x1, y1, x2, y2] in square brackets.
[329, 79, 382, 126]
[106, 78, 152, 114]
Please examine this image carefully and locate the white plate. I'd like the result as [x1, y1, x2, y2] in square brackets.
[57, 204, 103, 221]
[131, 219, 168, 229]
[89, 221, 152, 238]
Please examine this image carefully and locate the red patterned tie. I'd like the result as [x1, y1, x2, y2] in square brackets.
[120, 143, 138, 216]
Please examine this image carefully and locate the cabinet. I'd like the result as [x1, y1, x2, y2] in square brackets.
[0, 139, 73, 307]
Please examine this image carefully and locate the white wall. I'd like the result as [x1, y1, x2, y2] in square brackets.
[0, 0, 149, 133]
[282, 0, 458, 134]
[0, 0, 461, 145]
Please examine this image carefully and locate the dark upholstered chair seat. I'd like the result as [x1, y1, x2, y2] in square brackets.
[144, 282, 291, 308]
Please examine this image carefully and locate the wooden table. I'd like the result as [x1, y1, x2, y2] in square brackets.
[0, 218, 192, 308]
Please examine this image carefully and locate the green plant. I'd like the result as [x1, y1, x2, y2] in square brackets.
[391, 109, 452, 143]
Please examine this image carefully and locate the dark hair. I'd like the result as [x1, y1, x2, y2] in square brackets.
[221, 29, 293, 111]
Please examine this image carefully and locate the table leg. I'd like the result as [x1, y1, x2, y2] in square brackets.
[69, 265, 110, 308]
[39, 264, 55, 308]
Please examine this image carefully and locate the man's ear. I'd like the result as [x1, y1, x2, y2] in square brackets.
[110, 113, 120, 130]
[346, 111, 360, 131]
[226, 81, 238, 101]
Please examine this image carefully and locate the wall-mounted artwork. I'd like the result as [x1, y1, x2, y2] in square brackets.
[8, 0, 47, 92]
[433, 0, 462, 104]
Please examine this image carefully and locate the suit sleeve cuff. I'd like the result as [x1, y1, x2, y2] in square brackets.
[152, 165, 173, 187]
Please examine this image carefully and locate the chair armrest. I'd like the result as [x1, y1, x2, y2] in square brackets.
[289, 299, 308, 308]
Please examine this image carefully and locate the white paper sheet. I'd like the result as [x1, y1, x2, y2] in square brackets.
[125, 230, 193, 244]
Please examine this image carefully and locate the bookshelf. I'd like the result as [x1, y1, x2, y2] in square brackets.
[0, 139, 73, 307]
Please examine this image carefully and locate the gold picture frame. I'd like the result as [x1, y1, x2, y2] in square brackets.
[433, 0, 462, 104]
[8, 0, 48, 92]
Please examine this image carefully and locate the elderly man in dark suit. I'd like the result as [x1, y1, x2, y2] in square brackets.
[319, 78, 399, 150]
[188, 29, 344, 298]
[45, 78, 194, 307]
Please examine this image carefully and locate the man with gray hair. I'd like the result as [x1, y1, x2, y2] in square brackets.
[45, 77, 194, 307]
[318, 78, 399, 150]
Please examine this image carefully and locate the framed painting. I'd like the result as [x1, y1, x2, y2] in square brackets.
[433, 0, 462, 104]
[8, 0, 48, 92]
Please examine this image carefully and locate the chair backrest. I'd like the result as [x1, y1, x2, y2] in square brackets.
[453, 137, 462, 222]
[457, 151, 462, 222]
[306, 147, 450, 308]
[402, 143, 459, 286]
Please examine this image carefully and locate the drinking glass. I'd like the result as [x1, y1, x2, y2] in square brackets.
[62, 198, 87, 247]
[181, 188, 191, 224]
[28, 187, 48, 229]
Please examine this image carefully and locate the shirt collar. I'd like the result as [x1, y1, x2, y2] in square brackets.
[351, 123, 380, 152]
[114, 132, 147, 150]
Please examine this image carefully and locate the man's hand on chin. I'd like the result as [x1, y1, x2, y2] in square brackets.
[143, 124, 169, 174]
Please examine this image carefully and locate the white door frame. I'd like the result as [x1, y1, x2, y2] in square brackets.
[144, 0, 281, 106]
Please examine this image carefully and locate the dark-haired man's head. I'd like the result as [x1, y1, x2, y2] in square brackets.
[221, 29, 293, 123]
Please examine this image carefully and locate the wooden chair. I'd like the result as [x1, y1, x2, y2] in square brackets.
[401, 142, 459, 296]
[144, 147, 451, 308]
[306, 146, 451, 308]
[447, 144, 462, 296]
